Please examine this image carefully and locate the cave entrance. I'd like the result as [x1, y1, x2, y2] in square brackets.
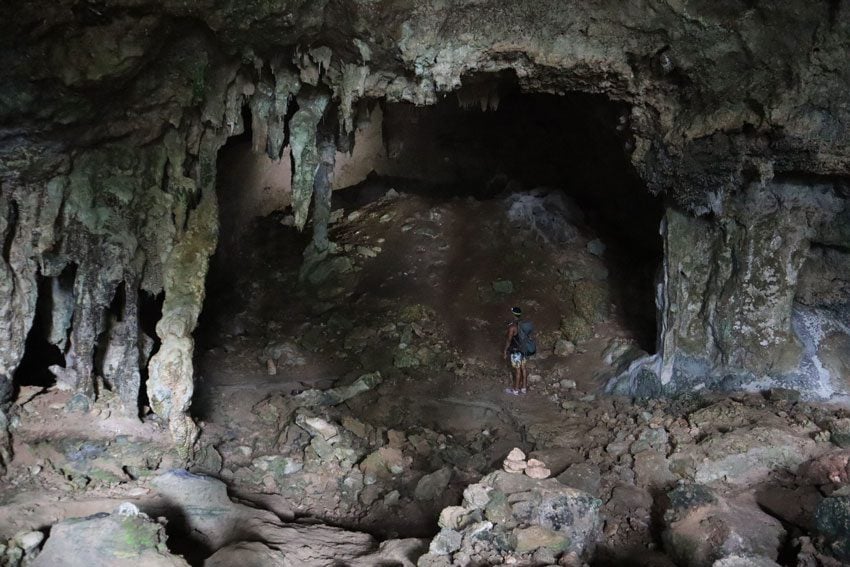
[331, 76, 662, 356]
[195, 76, 662, 422]
[191, 75, 663, 539]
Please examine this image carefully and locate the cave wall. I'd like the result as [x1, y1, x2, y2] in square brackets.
[1, 0, 850, 459]
[655, 179, 849, 396]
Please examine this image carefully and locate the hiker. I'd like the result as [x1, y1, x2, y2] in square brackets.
[502, 306, 536, 395]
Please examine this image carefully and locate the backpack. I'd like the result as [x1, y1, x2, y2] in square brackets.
[517, 320, 537, 356]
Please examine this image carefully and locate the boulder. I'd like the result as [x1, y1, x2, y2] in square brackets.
[815, 492, 850, 561]
[663, 485, 785, 567]
[415, 467, 452, 502]
[799, 450, 850, 486]
[360, 447, 406, 483]
[829, 418, 850, 449]
[560, 315, 592, 344]
[428, 529, 462, 555]
[586, 239, 606, 257]
[570, 279, 610, 324]
[422, 470, 601, 565]
[556, 463, 601, 497]
[32, 503, 189, 567]
[148, 471, 428, 566]
[671, 426, 818, 486]
[205, 536, 427, 567]
[554, 340, 576, 357]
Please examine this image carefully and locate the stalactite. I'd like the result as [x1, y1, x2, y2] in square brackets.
[270, 60, 301, 159]
[289, 88, 331, 231]
[250, 76, 275, 156]
[44, 263, 76, 351]
[310, 123, 338, 254]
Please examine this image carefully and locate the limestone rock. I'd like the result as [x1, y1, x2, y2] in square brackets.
[438, 506, 470, 530]
[799, 450, 850, 486]
[586, 239, 606, 257]
[260, 341, 306, 367]
[424, 470, 601, 565]
[205, 537, 426, 567]
[815, 493, 850, 561]
[514, 525, 569, 554]
[663, 485, 785, 567]
[560, 314, 592, 344]
[31, 503, 189, 567]
[360, 447, 406, 482]
[297, 415, 339, 440]
[12, 530, 44, 555]
[414, 467, 452, 502]
[503, 448, 527, 473]
[671, 426, 818, 487]
[570, 279, 610, 324]
[505, 447, 526, 461]
[428, 529, 462, 555]
[829, 418, 850, 449]
[554, 339, 576, 357]
[525, 458, 551, 479]
[556, 463, 601, 497]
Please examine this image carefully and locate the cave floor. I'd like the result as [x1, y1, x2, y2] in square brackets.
[1, 189, 848, 566]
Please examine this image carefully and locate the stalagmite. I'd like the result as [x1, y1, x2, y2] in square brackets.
[147, 138, 221, 460]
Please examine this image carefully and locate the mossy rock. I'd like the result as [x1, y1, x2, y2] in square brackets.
[560, 315, 593, 344]
[33, 507, 187, 566]
[393, 349, 420, 368]
[816, 495, 850, 561]
[399, 304, 436, 323]
[569, 280, 610, 324]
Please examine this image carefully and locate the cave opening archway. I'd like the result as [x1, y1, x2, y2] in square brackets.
[331, 74, 663, 356]
[194, 75, 662, 422]
[189, 72, 664, 540]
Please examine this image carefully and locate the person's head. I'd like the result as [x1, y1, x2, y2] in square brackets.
[511, 306, 522, 319]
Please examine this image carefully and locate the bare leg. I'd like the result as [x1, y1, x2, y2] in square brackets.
[513, 366, 522, 390]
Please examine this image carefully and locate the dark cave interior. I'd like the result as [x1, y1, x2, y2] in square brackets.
[200, 78, 663, 357]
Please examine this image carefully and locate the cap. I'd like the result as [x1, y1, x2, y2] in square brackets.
[511, 307, 522, 317]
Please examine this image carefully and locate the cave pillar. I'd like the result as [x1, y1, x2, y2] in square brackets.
[0, 192, 30, 473]
[146, 136, 220, 460]
[100, 281, 142, 416]
[657, 181, 844, 388]
[0, 178, 64, 471]
[64, 255, 120, 407]
[310, 120, 338, 254]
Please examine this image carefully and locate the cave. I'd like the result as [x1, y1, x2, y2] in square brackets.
[2, 2, 850, 566]
[198, 78, 662, 376]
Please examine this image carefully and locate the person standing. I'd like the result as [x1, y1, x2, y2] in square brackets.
[503, 306, 534, 395]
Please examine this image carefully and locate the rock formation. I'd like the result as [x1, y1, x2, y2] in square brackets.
[0, 0, 848, 483]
